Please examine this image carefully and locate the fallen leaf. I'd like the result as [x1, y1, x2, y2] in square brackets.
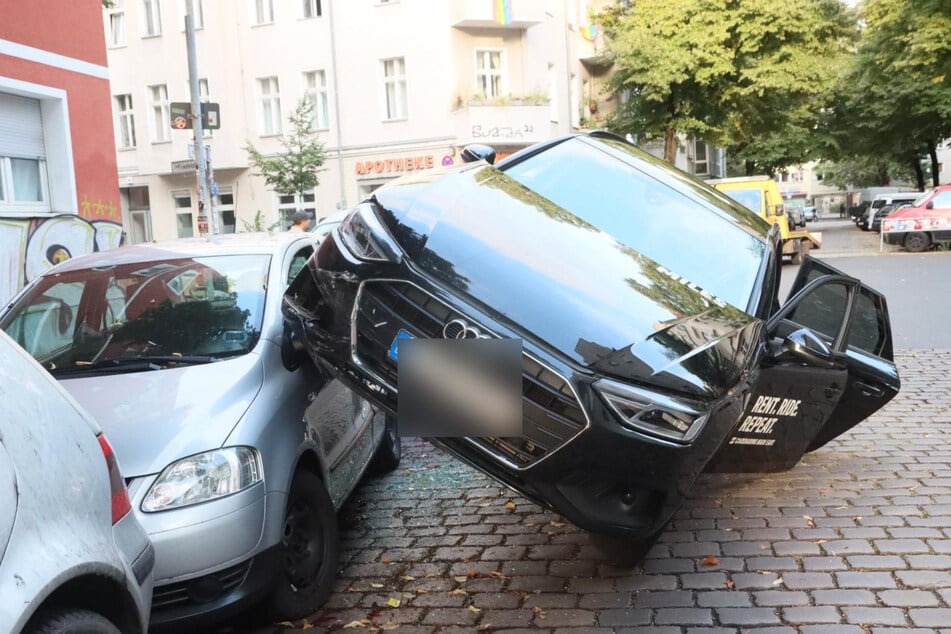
[450, 589, 468, 596]
[468, 605, 482, 613]
[387, 597, 401, 608]
[300, 622, 314, 630]
[382, 557, 392, 564]
[404, 469, 413, 475]
[347, 586, 359, 593]
[370, 583, 384, 589]
[807, 519, 817, 528]
[415, 589, 429, 595]
[343, 621, 368, 629]
[803, 515, 813, 521]
[813, 539, 827, 544]
[772, 577, 784, 585]
[278, 622, 295, 627]
[852, 516, 863, 522]
[532, 606, 547, 620]
[400, 575, 416, 581]
[550, 521, 567, 528]
[453, 576, 468, 583]
[478, 624, 493, 631]
[488, 571, 509, 579]
[714, 499, 722, 507]
[467, 570, 479, 578]
[504, 501, 516, 510]
[724, 579, 735, 590]
[701, 555, 721, 566]
[380, 623, 400, 631]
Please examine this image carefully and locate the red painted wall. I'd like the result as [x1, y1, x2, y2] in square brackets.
[0, 0, 109, 66]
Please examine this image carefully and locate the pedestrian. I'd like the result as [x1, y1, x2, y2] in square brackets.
[839, 202, 846, 219]
[289, 210, 312, 232]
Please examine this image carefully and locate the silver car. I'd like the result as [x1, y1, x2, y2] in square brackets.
[0, 329, 154, 634]
[0, 233, 399, 628]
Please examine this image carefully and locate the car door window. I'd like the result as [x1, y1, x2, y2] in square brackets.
[847, 289, 887, 356]
[930, 191, 951, 209]
[785, 281, 850, 344]
[286, 245, 314, 286]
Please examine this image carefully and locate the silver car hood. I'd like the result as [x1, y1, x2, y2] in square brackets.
[62, 354, 263, 478]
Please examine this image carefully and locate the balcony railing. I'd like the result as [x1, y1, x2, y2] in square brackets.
[451, 0, 546, 30]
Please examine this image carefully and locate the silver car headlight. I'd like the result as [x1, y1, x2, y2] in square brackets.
[595, 379, 710, 444]
[141, 447, 263, 512]
[335, 202, 403, 263]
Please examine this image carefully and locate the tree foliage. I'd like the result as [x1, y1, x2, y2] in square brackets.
[815, 156, 916, 189]
[597, 0, 852, 168]
[823, 0, 951, 189]
[244, 98, 327, 199]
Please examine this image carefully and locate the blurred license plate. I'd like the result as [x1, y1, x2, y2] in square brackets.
[388, 330, 413, 361]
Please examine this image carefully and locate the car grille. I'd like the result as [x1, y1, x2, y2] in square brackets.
[353, 280, 587, 468]
[152, 560, 252, 609]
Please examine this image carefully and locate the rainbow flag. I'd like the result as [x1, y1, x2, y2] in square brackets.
[494, 0, 512, 25]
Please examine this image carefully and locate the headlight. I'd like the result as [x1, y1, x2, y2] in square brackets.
[595, 379, 709, 443]
[141, 447, 263, 512]
[336, 202, 402, 263]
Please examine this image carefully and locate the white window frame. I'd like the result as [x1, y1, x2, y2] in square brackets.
[0, 158, 51, 213]
[178, 0, 204, 30]
[257, 76, 282, 136]
[114, 94, 136, 149]
[142, 0, 163, 36]
[276, 189, 315, 230]
[0, 79, 76, 216]
[475, 49, 506, 99]
[251, 0, 275, 25]
[381, 57, 407, 121]
[302, 70, 329, 131]
[301, 0, 321, 18]
[217, 186, 236, 234]
[106, 2, 127, 47]
[173, 190, 194, 238]
[148, 84, 171, 143]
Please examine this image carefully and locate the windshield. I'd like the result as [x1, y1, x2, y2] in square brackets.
[721, 189, 763, 214]
[501, 138, 768, 311]
[914, 190, 934, 207]
[1, 254, 270, 373]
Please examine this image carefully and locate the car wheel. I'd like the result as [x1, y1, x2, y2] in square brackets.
[267, 470, 339, 620]
[367, 414, 401, 475]
[904, 232, 932, 253]
[26, 608, 121, 634]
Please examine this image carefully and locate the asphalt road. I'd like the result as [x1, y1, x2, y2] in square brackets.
[779, 218, 951, 349]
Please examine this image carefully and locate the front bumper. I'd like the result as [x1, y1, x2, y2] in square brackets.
[284, 234, 752, 540]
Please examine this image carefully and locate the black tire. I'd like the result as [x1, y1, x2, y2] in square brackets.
[367, 414, 401, 475]
[904, 232, 931, 253]
[267, 471, 339, 620]
[26, 608, 121, 634]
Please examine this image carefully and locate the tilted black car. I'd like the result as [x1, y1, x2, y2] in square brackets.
[283, 132, 900, 552]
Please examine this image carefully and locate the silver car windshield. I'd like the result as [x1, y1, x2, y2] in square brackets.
[0, 254, 270, 373]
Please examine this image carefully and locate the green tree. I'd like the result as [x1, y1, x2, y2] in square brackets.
[244, 98, 327, 204]
[597, 0, 852, 168]
[815, 156, 916, 189]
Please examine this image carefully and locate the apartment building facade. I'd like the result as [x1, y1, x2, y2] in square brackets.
[105, 0, 616, 242]
[0, 0, 122, 303]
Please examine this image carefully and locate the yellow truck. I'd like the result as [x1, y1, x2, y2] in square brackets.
[709, 176, 822, 264]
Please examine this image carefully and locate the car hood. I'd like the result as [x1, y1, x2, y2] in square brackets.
[375, 166, 763, 399]
[61, 354, 263, 478]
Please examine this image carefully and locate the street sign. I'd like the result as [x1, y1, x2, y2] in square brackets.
[169, 102, 221, 130]
[171, 159, 197, 173]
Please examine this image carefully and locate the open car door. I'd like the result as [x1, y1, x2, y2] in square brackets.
[708, 256, 900, 473]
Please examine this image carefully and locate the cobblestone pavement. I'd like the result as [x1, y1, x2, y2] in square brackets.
[224, 350, 951, 633]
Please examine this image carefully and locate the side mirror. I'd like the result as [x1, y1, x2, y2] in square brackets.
[461, 144, 496, 165]
[926, 201, 934, 210]
[775, 328, 835, 368]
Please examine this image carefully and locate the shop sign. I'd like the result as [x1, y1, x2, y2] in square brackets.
[355, 155, 435, 175]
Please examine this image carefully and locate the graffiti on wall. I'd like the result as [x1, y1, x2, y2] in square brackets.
[0, 211, 123, 304]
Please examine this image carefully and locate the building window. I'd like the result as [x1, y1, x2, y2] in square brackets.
[303, 70, 329, 130]
[142, 0, 163, 36]
[0, 158, 49, 208]
[252, 0, 274, 25]
[149, 84, 171, 143]
[178, 0, 204, 29]
[381, 57, 407, 121]
[475, 49, 504, 98]
[0, 92, 50, 213]
[302, 0, 321, 18]
[107, 2, 127, 46]
[115, 94, 136, 149]
[277, 190, 315, 230]
[258, 77, 282, 135]
[173, 191, 194, 238]
[692, 140, 708, 176]
[217, 188, 236, 234]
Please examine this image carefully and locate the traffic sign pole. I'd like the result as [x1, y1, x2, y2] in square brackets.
[185, 0, 212, 235]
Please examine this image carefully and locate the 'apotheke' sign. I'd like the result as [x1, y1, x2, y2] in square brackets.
[355, 155, 435, 175]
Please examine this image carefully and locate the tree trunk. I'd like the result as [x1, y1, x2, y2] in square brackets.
[928, 140, 940, 187]
[745, 160, 755, 177]
[911, 155, 925, 191]
[877, 163, 890, 186]
[663, 126, 678, 164]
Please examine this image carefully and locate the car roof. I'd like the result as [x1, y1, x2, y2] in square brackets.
[49, 232, 316, 273]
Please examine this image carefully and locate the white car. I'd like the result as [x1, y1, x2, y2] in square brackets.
[0, 329, 154, 634]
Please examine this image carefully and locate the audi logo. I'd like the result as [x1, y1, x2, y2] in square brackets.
[442, 318, 490, 339]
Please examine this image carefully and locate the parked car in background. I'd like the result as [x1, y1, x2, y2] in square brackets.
[0, 329, 154, 634]
[0, 233, 399, 629]
[284, 132, 900, 558]
[882, 185, 951, 251]
[802, 206, 817, 222]
[871, 203, 909, 232]
[786, 206, 806, 229]
[860, 192, 920, 230]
